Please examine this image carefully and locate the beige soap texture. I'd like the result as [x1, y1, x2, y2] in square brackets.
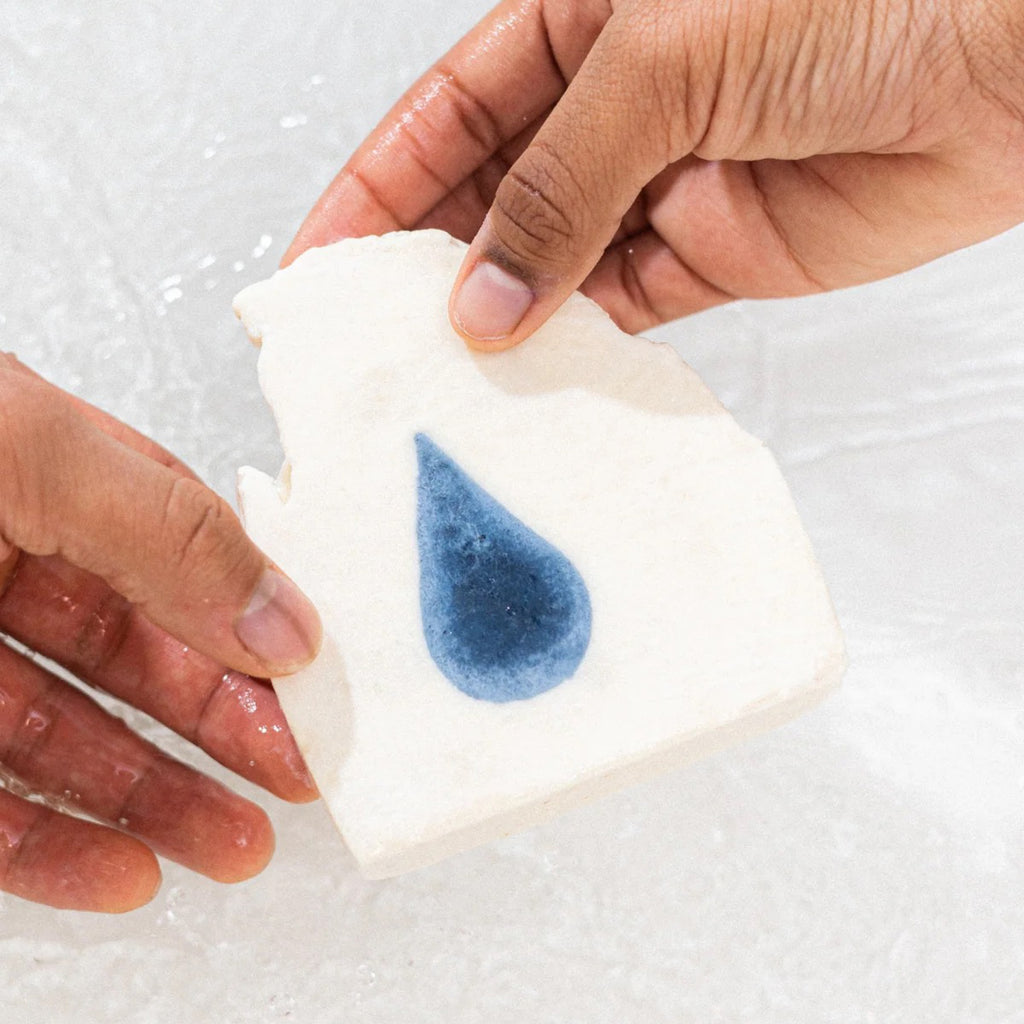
[234, 230, 845, 878]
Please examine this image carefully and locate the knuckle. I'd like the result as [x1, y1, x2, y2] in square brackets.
[491, 145, 587, 275]
[161, 476, 251, 585]
[73, 590, 134, 677]
[191, 669, 241, 749]
[2, 688, 60, 780]
[435, 63, 504, 156]
[162, 477, 227, 569]
[110, 759, 157, 833]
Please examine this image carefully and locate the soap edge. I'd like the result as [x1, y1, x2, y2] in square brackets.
[355, 644, 845, 879]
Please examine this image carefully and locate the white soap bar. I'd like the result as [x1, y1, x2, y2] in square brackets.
[234, 230, 844, 879]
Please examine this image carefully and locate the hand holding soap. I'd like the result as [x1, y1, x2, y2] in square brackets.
[235, 230, 845, 878]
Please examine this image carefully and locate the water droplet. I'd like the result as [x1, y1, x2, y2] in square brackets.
[414, 433, 591, 702]
[237, 686, 259, 715]
[23, 709, 49, 733]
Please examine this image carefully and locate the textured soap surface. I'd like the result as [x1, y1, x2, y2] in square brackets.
[413, 431, 592, 703]
[234, 230, 845, 878]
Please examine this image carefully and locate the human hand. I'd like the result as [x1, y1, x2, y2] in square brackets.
[285, 0, 1024, 347]
[0, 354, 321, 912]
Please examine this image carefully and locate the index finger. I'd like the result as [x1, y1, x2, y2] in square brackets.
[282, 0, 604, 262]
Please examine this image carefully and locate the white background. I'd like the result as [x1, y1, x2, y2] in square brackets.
[1, 3, 1021, 1021]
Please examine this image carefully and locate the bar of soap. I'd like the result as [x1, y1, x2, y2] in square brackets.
[234, 230, 845, 879]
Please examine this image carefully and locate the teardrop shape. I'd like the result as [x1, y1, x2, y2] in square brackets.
[415, 433, 592, 702]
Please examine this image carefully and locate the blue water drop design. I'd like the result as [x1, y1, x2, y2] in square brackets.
[415, 433, 592, 703]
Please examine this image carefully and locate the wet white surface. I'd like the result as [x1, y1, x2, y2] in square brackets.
[1, 3, 1022, 1022]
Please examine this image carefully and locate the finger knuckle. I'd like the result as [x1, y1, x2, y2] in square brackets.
[109, 760, 157, 833]
[490, 145, 587, 274]
[73, 590, 134, 677]
[161, 477, 249, 584]
[2, 688, 61, 780]
[191, 669, 241, 749]
[434, 63, 505, 156]
[163, 477, 227, 567]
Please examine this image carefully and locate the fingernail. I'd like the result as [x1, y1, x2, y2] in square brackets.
[452, 261, 533, 342]
[236, 569, 322, 674]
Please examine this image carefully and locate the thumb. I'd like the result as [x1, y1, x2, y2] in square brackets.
[448, 12, 677, 349]
[0, 366, 321, 678]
